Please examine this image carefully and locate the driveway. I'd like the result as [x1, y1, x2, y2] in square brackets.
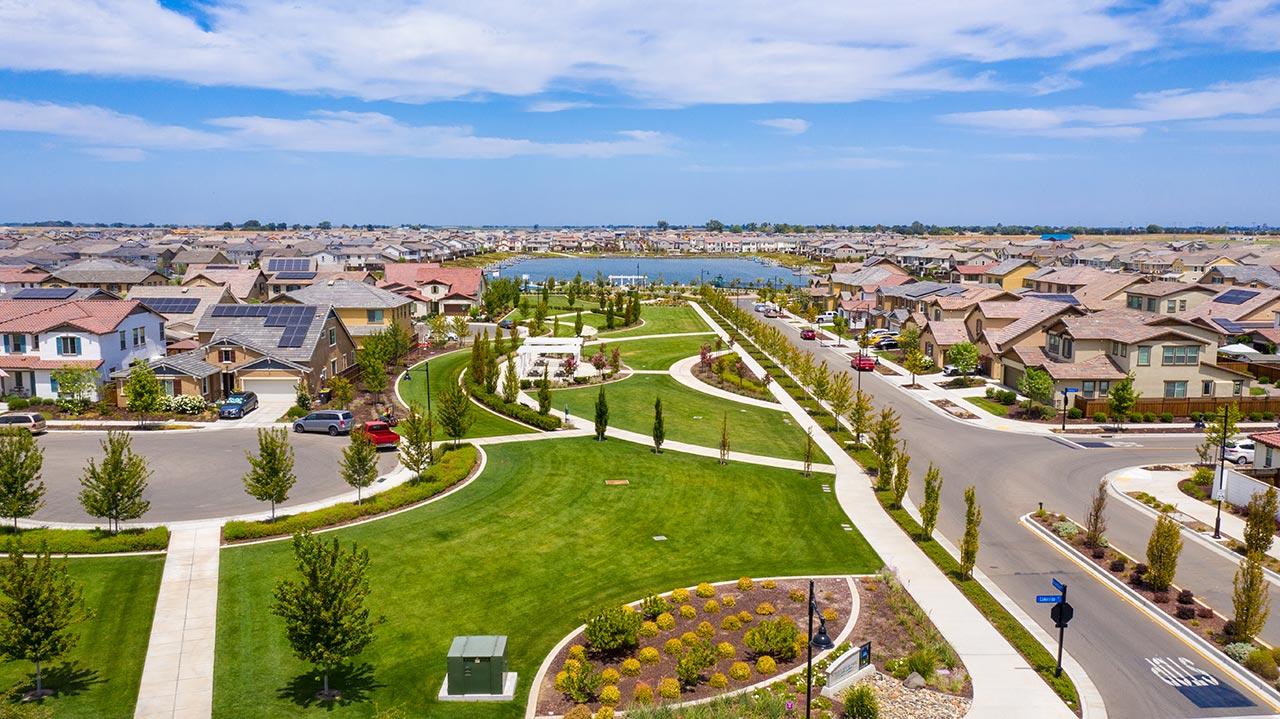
[34, 427, 399, 523]
[217, 394, 295, 428]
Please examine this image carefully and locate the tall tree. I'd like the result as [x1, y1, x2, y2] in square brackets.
[537, 367, 552, 415]
[0, 543, 93, 697]
[869, 407, 900, 491]
[329, 377, 354, 409]
[847, 390, 873, 447]
[78, 430, 151, 533]
[897, 325, 921, 354]
[359, 353, 388, 399]
[1084, 479, 1109, 548]
[242, 427, 297, 521]
[961, 485, 982, 579]
[652, 397, 664, 453]
[594, 386, 609, 441]
[272, 532, 384, 700]
[436, 380, 474, 447]
[449, 316, 470, 345]
[920, 464, 943, 541]
[827, 372, 853, 431]
[945, 342, 979, 378]
[397, 406, 434, 481]
[1017, 366, 1054, 406]
[1231, 553, 1270, 641]
[1107, 374, 1139, 429]
[1244, 486, 1278, 557]
[339, 430, 379, 505]
[1145, 514, 1183, 592]
[0, 430, 43, 531]
[501, 355, 520, 404]
[49, 367, 97, 414]
[123, 360, 164, 428]
[891, 441, 911, 509]
[574, 310, 584, 336]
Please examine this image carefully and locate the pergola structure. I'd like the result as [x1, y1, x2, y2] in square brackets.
[515, 335, 585, 379]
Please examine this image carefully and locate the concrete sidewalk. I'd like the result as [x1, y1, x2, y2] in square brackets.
[134, 524, 221, 719]
[694, 300, 1079, 719]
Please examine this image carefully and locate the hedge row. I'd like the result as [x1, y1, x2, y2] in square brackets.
[468, 382, 563, 431]
[223, 444, 479, 542]
[0, 526, 170, 554]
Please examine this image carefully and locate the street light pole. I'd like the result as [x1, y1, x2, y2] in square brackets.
[1214, 404, 1227, 539]
[804, 578, 835, 719]
[1061, 388, 1069, 432]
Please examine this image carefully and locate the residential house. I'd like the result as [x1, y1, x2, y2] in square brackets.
[1179, 287, 1280, 344]
[968, 298, 1084, 383]
[1123, 281, 1215, 315]
[381, 263, 484, 315]
[0, 266, 51, 296]
[170, 249, 231, 268]
[1021, 266, 1146, 311]
[272, 280, 413, 348]
[1198, 265, 1280, 289]
[182, 267, 268, 302]
[0, 298, 166, 398]
[949, 264, 992, 285]
[126, 284, 236, 346]
[43, 258, 169, 295]
[980, 259, 1038, 291]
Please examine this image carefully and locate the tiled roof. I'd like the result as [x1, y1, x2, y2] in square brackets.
[0, 266, 50, 284]
[0, 356, 101, 370]
[984, 259, 1035, 276]
[0, 299, 148, 334]
[126, 285, 230, 321]
[1125, 280, 1208, 298]
[194, 303, 334, 363]
[381, 263, 482, 299]
[1249, 430, 1280, 448]
[182, 268, 262, 299]
[924, 319, 969, 345]
[50, 258, 160, 284]
[283, 280, 411, 309]
[1180, 288, 1280, 323]
[1011, 346, 1126, 380]
[983, 299, 1078, 351]
[1202, 266, 1280, 287]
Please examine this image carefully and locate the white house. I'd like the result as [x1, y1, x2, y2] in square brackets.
[0, 297, 166, 398]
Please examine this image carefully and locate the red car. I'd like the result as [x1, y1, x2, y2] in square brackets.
[800, 328, 817, 340]
[360, 421, 400, 449]
[851, 355, 876, 372]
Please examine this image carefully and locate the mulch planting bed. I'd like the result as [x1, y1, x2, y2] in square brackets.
[692, 361, 772, 401]
[852, 576, 972, 698]
[535, 577, 852, 715]
[930, 399, 977, 420]
[874, 365, 901, 376]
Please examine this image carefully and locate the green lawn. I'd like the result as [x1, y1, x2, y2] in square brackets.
[601, 335, 713, 371]
[213, 438, 878, 718]
[552, 374, 826, 462]
[963, 396, 1010, 417]
[398, 350, 535, 439]
[600, 304, 710, 338]
[0, 556, 164, 718]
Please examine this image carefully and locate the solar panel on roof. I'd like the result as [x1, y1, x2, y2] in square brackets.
[267, 258, 309, 273]
[274, 271, 316, 281]
[1026, 293, 1080, 305]
[1215, 319, 1245, 334]
[14, 287, 76, 300]
[209, 304, 317, 348]
[140, 297, 200, 314]
[1214, 289, 1260, 305]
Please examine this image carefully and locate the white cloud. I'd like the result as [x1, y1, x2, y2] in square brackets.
[0, 1, 1165, 106]
[526, 101, 596, 113]
[1031, 74, 1082, 95]
[942, 74, 1280, 138]
[756, 118, 811, 134]
[0, 101, 676, 160]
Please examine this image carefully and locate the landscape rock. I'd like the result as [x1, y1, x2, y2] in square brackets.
[903, 671, 927, 689]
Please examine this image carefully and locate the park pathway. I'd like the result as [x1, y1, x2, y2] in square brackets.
[134, 524, 221, 719]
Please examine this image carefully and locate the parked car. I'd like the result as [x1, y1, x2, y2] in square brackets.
[218, 391, 259, 419]
[942, 364, 964, 376]
[1225, 441, 1256, 465]
[866, 328, 894, 338]
[851, 355, 876, 372]
[0, 412, 46, 435]
[753, 303, 768, 312]
[293, 410, 355, 436]
[497, 318, 514, 329]
[873, 338, 899, 350]
[816, 311, 838, 323]
[360, 420, 400, 449]
[764, 310, 780, 318]
[800, 328, 817, 340]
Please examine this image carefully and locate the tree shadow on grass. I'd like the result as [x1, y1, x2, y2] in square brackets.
[3, 661, 103, 700]
[277, 663, 383, 710]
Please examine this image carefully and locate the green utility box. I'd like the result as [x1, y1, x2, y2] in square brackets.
[446, 635, 508, 696]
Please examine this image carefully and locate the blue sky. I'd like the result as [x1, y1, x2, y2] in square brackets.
[1, 1, 1278, 226]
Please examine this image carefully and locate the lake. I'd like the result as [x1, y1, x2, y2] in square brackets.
[492, 256, 809, 287]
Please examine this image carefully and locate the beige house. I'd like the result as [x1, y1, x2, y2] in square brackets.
[968, 298, 1084, 382]
[1123, 281, 1215, 315]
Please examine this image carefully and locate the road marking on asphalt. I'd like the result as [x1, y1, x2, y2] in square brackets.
[1023, 516, 1280, 713]
[1148, 656, 1255, 709]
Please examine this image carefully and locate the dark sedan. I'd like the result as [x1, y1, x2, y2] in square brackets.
[218, 391, 259, 419]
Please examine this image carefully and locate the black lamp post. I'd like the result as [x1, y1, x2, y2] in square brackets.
[805, 579, 836, 719]
[1214, 404, 1228, 539]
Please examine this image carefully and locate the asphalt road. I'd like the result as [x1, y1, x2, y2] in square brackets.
[32, 427, 399, 523]
[744, 300, 1278, 719]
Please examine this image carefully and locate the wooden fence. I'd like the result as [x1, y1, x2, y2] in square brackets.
[1073, 394, 1280, 418]
[1220, 359, 1280, 383]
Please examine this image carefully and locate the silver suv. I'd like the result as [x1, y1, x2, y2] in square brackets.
[292, 410, 354, 436]
[0, 412, 47, 435]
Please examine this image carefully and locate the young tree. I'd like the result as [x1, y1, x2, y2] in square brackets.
[0, 544, 93, 698]
[78, 430, 151, 533]
[1231, 552, 1270, 641]
[719, 413, 730, 465]
[574, 310, 584, 336]
[920, 464, 943, 541]
[501, 356, 520, 404]
[359, 353, 388, 399]
[897, 325, 921, 353]
[552, 314, 561, 337]
[450, 316, 470, 345]
[945, 342, 979, 378]
[329, 376, 354, 409]
[1145, 514, 1183, 591]
[891, 441, 911, 508]
[1203, 404, 1242, 459]
[961, 485, 982, 579]
[435, 380, 474, 447]
[869, 407, 900, 491]
[428, 314, 448, 345]
[339, 430, 379, 505]
[902, 348, 930, 386]
[847, 390, 873, 447]
[1244, 486, 1278, 557]
[802, 429, 814, 477]
[49, 367, 97, 414]
[0, 429, 44, 531]
[1108, 374, 1139, 429]
[652, 397, 664, 453]
[272, 532, 384, 700]
[1083, 479, 1109, 548]
[242, 427, 297, 521]
[482, 340, 500, 395]
[123, 360, 164, 427]
[827, 373, 853, 430]
[468, 331, 488, 388]
[537, 367, 552, 415]
[397, 406, 434, 481]
[594, 386, 609, 441]
[1017, 366, 1054, 407]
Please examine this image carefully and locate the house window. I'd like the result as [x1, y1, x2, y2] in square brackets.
[1166, 300, 1177, 313]
[57, 336, 81, 356]
[1203, 380, 1214, 396]
[925, 342, 934, 358]
[1137, 346, 1151, 366]
[329, 327, 337, 346]
[1109, 341, 1128, 357]
[1179, 299, 1187, 311]
[331, 359, 337, 375]
[1234, 380, 1244, 396]
[1147, 298, 1158, 312]
[367, 309, 384, 323]
[933, 309, 941, 321]
[162, 379, 176, 396]
[1127, 295, 1143, 310]
[201, 377, 209, 395]
[1268, 446, 1274, 467]
[1062, 337, 1073, 358]
[219, 349, 235, 363]
[119, 330, 126, 350]
[1082, 380, 1095, 398]
[1047, 334, 1060, 354]
[1161, 345, 1200, 366]
[1163, 380, 1187, 398]
[49, 376, 58, 395]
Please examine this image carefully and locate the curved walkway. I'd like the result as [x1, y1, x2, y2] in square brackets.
[668, 354, 783, 409]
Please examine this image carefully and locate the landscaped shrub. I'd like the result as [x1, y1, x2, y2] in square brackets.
[583, 605, 643, 653]
[1224, 643, 1254, 663]
[1135, 563, 1148, 574]
[568, 645, 586, 662]
[564, 706, 591, 719]
[695, 582, 716, 598]
[657, 677, 681, 699]
[696, 621, 715, 638]
[640, 594, 669, 619]
[1109, 558, 1126, 572]
[905, 647, 938, 679]
[0, 526, 169, 555]
[1190, 412, 1203, 422]
[703, 599, 720, 614]
[985, 387, 995, 398]
[737, 610, 754, 624]
[663, 638, 685, 656]
[787, 588, 806, 603]
[601, 668, 620, 685]
[620, 658, 641, 676]
[717, 641, 736, 658]
[560, 658, 602, 703]
[1197, 605, 1214, 619]
[670, 587, 691, 603]
[755, 602, 776, 615]
[843, 684, 880, 719]
[1093, 412, 1108, 423]
[722, 595, 736, 608]
[594, 707, 613, 719]
[1177, 589, 1195, 605]
[1129, 412, 1143, 424]
[1246, 649, 1279, 680]
[744, 617, 801, 661]
[721, 615, 742, 631]
[1068, 407, 1084, 419]
[1052, 522, 1078, 538]
[1160, 412, 1174, 423]
[632, 682, 654, 704]
[680, 631, 699, 646]
[679, 604, 697, 619]
[555, 670, 569, 692]
[1266, 411, 1276, 421]
[729, 661, 751, 681]
[638, 647, 660, 664]
[822, 607, 838, 622]
[468, 382, 562, 430]
[598, 684, 621, 706]
[638, 621, 659, 638]
[761, 579, 777, 590]
[164, 394, 213, 414]
[1152, 591, 1169, 604]
[709, 672, 729, 689]
[656, 612, 676, 631]
[737, 576, 755, 591]
[1251, 411, 1264, 422]
[1143, 412, 1156, 423]
[1176, 605, 1196, 620]
[755, 656, 777, 674]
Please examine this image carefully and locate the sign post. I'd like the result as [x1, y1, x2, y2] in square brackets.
[1048, 578, 1073, 678]
[1061, 387, 1078, 432]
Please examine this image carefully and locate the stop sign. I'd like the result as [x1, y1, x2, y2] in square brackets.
[1051, 601, 1074, 627]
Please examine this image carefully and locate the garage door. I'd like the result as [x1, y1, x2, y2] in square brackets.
[240, 378, 297, 399]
